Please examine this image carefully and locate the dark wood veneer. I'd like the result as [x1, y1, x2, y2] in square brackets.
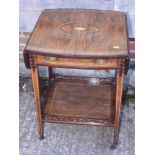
[23, 9, 129, 149]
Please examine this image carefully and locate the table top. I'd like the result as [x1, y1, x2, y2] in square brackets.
[24, 9, 129, 58]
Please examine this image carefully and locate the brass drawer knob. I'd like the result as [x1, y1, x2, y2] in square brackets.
[96, 59, 106, 64]
[46, 57, 57, 61]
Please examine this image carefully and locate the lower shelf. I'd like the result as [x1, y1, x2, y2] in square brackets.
[43, 76, 116, 126]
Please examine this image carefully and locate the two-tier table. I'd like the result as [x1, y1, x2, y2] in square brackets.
[23, 9, 129, 149]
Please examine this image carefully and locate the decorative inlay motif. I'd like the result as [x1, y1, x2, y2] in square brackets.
[59, 22, 100, 35]
[74, 27, 86, 31]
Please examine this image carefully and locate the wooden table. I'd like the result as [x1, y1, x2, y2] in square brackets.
[23, 9, 129, 149]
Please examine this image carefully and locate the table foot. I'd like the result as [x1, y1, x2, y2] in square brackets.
[110, 143, 117, 149]
[39, 136, 44, 140]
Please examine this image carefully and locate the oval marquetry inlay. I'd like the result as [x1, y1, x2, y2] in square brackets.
[59, 22, 100, 34]
[74, 27, 86, 31]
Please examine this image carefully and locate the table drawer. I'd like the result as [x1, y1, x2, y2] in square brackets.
[36, 55, 119, 69]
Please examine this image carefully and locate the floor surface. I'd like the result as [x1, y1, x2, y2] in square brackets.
[19, 76, 135, 155]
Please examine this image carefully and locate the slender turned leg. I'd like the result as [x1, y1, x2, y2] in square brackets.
[31, 65, 44, 140]
[111, 71, 124, 149]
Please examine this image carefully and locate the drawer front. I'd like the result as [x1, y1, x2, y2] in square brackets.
[36, 55, 119, 69]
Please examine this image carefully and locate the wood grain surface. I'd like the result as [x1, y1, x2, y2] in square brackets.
[43, 77, 116, 122]
[36, 54, 119, 69]
[24, 9, 129, 148]
[25, 9, 128, 58]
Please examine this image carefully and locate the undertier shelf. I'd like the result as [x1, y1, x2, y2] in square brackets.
[43, 76, 116, 126]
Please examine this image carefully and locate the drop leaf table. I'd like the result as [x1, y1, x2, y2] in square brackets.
[23, 9, 129, 149]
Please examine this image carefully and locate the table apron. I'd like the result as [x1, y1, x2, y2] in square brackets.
[35, 55, 119, 69]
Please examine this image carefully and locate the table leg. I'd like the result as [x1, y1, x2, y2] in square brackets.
[31, 65, 44, 140]
[48, 67, 53, 80]
[111, 71, 124, 149]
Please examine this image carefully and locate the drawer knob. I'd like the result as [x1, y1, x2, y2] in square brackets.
[46, 57, 57, 61]
[96, 59, 106, 64]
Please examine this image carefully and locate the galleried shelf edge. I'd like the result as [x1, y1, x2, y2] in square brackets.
[23, 9, 129, 149]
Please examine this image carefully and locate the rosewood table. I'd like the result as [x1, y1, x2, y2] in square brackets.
[23, 9, 129, 149]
